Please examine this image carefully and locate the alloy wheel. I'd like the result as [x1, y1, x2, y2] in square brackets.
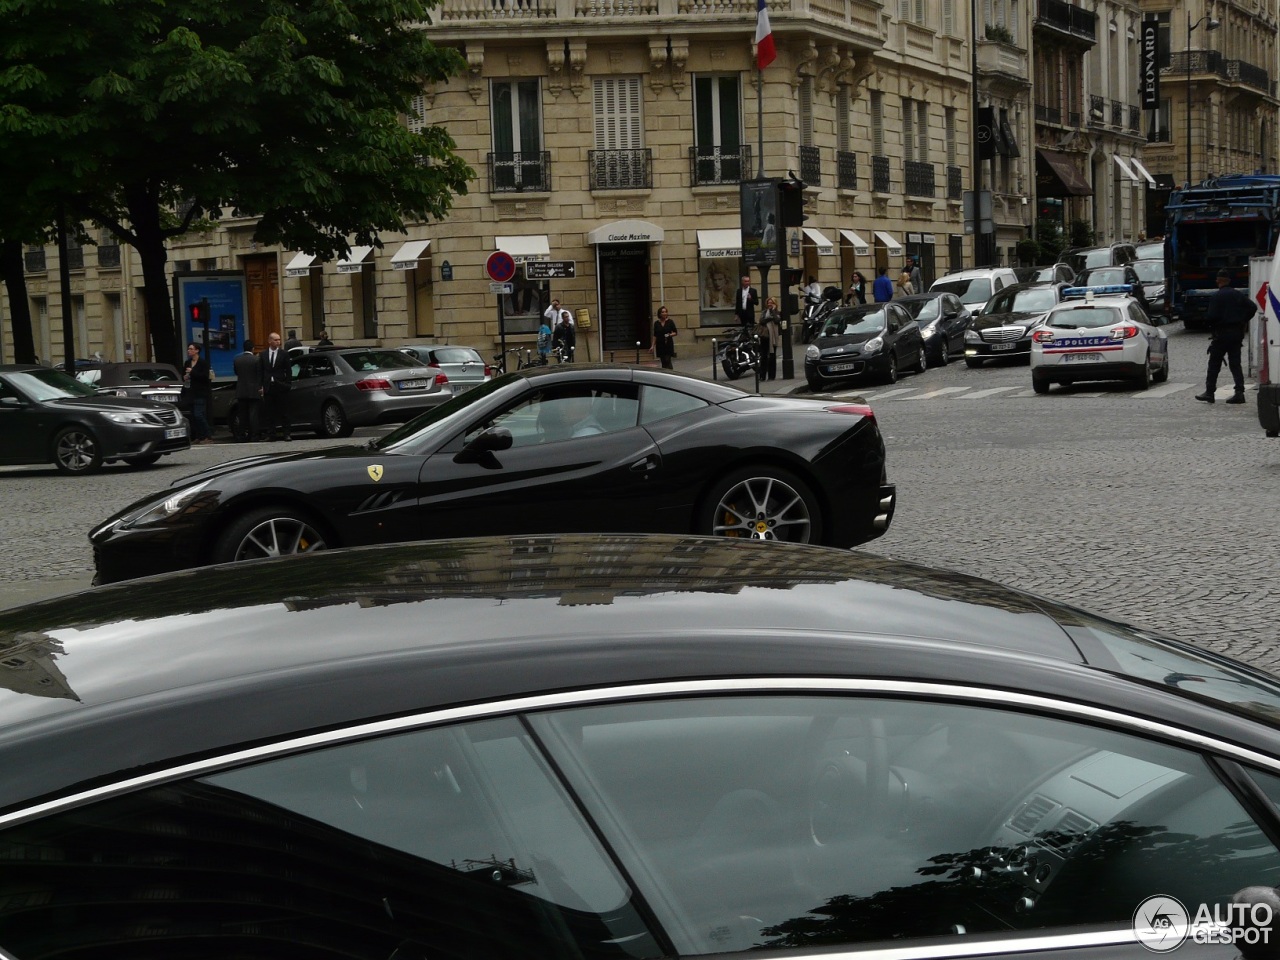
[712, 475, 813, 543]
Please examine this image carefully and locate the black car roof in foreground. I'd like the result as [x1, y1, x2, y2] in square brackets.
[1, 534, 1278, 813]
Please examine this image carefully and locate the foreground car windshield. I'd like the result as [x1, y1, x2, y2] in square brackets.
[820, 309, 887, 337]
[8, 369, 101, 400]
[933, 277, 991, 305]
[1047, 306, 1125, 329]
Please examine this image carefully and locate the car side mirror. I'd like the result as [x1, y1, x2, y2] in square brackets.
[0, 396, 21, 408]
[454, 427, 513, 467]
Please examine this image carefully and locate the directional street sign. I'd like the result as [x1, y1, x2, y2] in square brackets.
[485, 251, 517, 283]
[524, 260, 576, 280]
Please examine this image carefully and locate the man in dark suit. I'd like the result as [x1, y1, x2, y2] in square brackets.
[259, 332, 293, 441]
[734, 274, 759, 329]
[232, 340, 263, 442]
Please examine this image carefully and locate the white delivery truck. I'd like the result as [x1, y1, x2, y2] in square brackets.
[1253, 255, 1280, 437]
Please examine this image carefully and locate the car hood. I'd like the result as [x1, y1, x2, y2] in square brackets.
[46, 396, 176, 414]
[812, 331, 883, 352]
[167, 444, 370, 487]
[973, 310, 1046, 332]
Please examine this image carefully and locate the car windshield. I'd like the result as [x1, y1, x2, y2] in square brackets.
[820, 308, 887, 337]
[1047, 306, 1124, 329]
[933, 277, 991, 305]
[1131, 260, 1164, 283]
[432, 348, 484, 364]
[1080, 268, 1127, 286]
[8, 368, 101, 400]
[900, 298, 940, 322]
[75, 370, 102, 385]
[1135, 242, 1164, 260]
[1030, 266, 1061, 282]
[340, 350, 422, 372]
[1082, 249, 1113, 269]
[374, 373, 514, 451]
[990, 287, 1056, 314]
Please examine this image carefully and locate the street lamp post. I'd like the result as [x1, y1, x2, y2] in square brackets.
[1187, 12, 1220, 186]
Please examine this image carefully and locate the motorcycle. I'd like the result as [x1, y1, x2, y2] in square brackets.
[716, 326, 760, 381]
[801, 287, 843, 343]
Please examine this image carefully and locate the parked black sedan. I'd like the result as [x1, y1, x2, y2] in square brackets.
[90, 365, 895, 582]
[963, 281, 1070, 366]
[5, 534, 1280, 960]
[894, 291, 973, 365]
[803, 301, 926, 390]
[0, 364, 190, 474]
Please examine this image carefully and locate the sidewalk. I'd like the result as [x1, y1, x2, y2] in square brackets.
[664, 334, 808, 396]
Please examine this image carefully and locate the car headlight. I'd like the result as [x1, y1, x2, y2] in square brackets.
[805, 344, 820, 360]
[102, 410, 151, 425]
[863, 337, 883, 356]
[120, 479, 215, 528]
[964, 329, 981, 342]
[921, 321, 939, 338]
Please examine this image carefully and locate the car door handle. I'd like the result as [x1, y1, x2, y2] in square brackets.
[630, 455, 659, 475]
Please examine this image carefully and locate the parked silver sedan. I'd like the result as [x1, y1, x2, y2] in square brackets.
[229, 348, 447, 439]
[397, 343, 493, 395]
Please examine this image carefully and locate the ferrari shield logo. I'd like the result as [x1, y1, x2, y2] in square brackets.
[367, 464, 384, 482]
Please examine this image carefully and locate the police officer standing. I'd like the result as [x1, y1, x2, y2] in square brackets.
[1195, 268, 1254, 404]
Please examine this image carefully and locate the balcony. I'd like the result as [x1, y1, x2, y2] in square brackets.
[23, 249, 45, 273]
[487, 151, 551, 193]
[1128, 106, 1141, 135]
[588, 148, 652, 190]
[1034, 0, 1097, 45]
[689, 144, 750, 186]
[947, 165, 963, 200]
[976, 40, 1029, 86]
[1166, 51, 1272, 97]
[837, 151, 857, 189]
[799, 145, 821, 186]
[64, 246, 84, 271]
[1036, 103, 1062, 125]
[1088, 95, 1105, 128]
[98, 244, 121, 270]
[1110, 99, 1123, 127]
[871, 154, 890, 193]
[905, 160, 936, 198]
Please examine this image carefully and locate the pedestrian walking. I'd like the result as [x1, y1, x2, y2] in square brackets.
[183, 342, 213, 444]
[872, 266, 894, 302]
[283, 329, 302, 351]
[316, 329, 333, 347]
[552, 310, 576, 361]
[895, 271, 915, 298]
[908, 256, 923, 293]
[536, 313, 553, 364]
[734, 275, 759, 329]
[759, 297, 782, 381]
[1196, 268, 1254, 404]
[651, 306, 678, 369]
[232, 340, 263, 442]
[848, 272, 866, 305]
[260, 332, 293, 440]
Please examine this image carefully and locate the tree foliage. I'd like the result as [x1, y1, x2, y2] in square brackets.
[0, 0, 471, 365]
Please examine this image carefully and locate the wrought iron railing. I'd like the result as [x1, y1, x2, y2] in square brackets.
[1034, 0, 1097, 42]
[871, 154, 890, 193]
[689, 144, 751, 186]
[98, 244, 121, 269]
[1067, 109, 1081, 127]
[905, 160, 936, 198]
[1035, 103, 1062, 125]
[1110, 100, 1123, 127]
[837, 151, 857, 189]
[487, 151, 551, 193]
[799, 145, 821, 186]
[588, 148, 652, 190]
[23, 249, 45, 273]
[947, 165, 963, 200]
[1088, 95, 1105, 127]
[1128, 105, 1142, 134]
[64, 246, 84, 271]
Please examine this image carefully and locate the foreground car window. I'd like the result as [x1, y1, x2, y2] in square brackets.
[7, 368, 101, 400]
[533, 696, 1280, 956]
[0, 717, 660, 960]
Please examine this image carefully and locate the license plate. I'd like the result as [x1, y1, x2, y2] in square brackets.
[1063, 353, 1103, 363]
[991, 342, 1017, 351]
[828, 362, 856, 372]
[164, 427, 187, 439]
[399, 379, 430, 390]
[453, 383, 473, 394]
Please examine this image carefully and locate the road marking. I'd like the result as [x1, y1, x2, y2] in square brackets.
[898, 386, 971, 401]
[861, 387, 921, 401]
[957, 386, 1020, 400]
[1134, 382, 1195, 398]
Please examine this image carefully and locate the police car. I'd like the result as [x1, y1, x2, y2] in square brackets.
[1029, 286, 1170, 394]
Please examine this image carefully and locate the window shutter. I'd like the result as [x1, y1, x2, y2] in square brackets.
[799, 78, 814, 147]
[946, 108, 957, 165]
[902, 97, 914, 162]
[593, 78, 610, 149]
[623, 77, 642, 150]
[837, 88, 850, 153]
[942, 0, 954, 35]
[871, 92, 883, 155]
[917, 101, 928, 160]
[407, 94, 427, 134]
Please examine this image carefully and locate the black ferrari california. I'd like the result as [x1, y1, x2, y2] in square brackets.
[6, 535, 1280, 959]
[90, 365, 895, 583]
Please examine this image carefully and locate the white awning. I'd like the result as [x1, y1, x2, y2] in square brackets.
[874, 231, 903, 257]
[284, 253, 319, 278]
[839, 229, 870, 257]
[336, 245, 374, 274]
[697, 228, 742, 259]
[390, 239, 432, 271]
[1113, 154, 1140, 182]
[496, 234, 550, 264]
[801, 227, 835, 256]
[1129, 157, 1158, 185]
[586, 219, 665, 245]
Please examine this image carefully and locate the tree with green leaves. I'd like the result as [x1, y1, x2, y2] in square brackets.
[0, 0, 470, 366]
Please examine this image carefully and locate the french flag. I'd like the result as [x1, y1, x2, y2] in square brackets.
[754, 0, 776, 70]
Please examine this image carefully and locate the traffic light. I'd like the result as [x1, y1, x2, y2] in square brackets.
[782, 266, 804, 288]
[188, 299, 210, 326]
[778, 178, 807, 228]
[781, 266, 803, 317]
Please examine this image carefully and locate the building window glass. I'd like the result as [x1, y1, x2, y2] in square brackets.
[692, 75, 743, 185]
[490, 80, 544, 191]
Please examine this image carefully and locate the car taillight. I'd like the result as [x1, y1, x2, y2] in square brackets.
[825, 403, 874, 420]
[484, 365, 493, 378]
[1032, 330, 1054, 343]
[434, 373, 449, 386]
[356, 378, 392, 392]
[1111, 325, 1139, 339]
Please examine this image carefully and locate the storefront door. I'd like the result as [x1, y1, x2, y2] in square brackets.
[598, 244, 651, 354]
[243, 254, 280, 349]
